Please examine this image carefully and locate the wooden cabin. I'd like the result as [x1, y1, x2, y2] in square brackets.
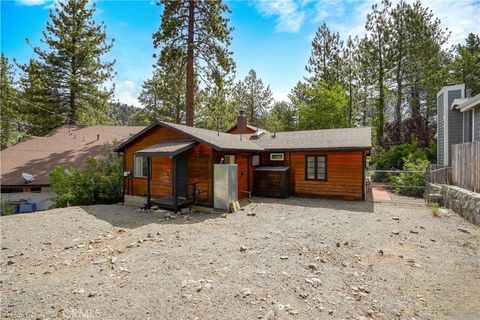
[115, 112, 371, 211]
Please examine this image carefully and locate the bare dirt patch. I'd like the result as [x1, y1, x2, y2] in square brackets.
[1, 198, 479, 319]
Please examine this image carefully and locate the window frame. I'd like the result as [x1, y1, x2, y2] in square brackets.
[252, 155, 260, 166]
[133, 155, 149, 178]
[270, 153, 284, 161]
[224, 154, 236, 164]
[305, 155, 327, 181]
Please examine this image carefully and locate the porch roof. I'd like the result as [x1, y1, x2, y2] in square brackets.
[134, 140, 196, 157]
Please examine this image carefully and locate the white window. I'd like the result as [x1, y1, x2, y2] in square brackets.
[306, 155, 327, 180]
[224, 155, 236, 164]
[252, 155, 260, 166]
[270, 153, 284, 161]
[134, 156, 149, 177]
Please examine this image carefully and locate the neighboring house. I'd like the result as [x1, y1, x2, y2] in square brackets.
[0, 125, 143, 210]
[436, 84, 480, 166]
[115, 112, 372, 211]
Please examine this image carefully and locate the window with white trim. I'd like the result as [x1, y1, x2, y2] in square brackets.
[134, 156, 149, 177]
[305, 155, 327, 180]
[270, 153, 284, 161]
[252, 155, 260, 166]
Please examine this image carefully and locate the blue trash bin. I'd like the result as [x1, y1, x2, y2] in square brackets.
[19, 203, 37, 213]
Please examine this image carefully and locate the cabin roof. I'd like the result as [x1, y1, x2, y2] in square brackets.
[115, 121, 372, 153]
[254, 127, 372, 151]
[135, 140, 196, 157]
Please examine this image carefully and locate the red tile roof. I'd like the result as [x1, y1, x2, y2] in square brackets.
[0, 125, 144, 186]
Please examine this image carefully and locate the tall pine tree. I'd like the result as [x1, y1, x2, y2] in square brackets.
[153, 0, 235, 127]
[0, 54, 24, 149]
[25, 0, 115, 125]
[233, 69, 273, 127]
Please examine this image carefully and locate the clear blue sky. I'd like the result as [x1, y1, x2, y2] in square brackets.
[2, 0, 479, 107]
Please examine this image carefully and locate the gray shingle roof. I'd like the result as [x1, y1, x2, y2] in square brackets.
[115, 121, 372, 153]
[253, 127, 372, 151]
[135, 141, 196, 157]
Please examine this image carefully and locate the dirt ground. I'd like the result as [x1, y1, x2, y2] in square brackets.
[1, 197, 479, 320]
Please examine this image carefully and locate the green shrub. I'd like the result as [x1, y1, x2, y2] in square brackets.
[0, 199, 14, 216]
[50, 147, 123, 207]
[388, 153, 429, 197]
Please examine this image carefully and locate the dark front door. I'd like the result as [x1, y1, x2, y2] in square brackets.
[175, 153, 188, 198]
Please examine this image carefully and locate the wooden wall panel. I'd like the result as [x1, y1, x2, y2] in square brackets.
[290, 151, 364, 200]
[228, 127, 256, 134]
[124, 126, 184, 197]
[186, 144, 213, 204]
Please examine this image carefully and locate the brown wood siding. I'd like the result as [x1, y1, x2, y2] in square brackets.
[227, 126, 256, 134]
[186, 144, 213, 204]
[290, 151, 364, 200]
[123, 126, 184, 198]
[260, 152, 291, 167]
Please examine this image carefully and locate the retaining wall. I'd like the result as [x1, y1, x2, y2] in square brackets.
[429, 183, 480, 225]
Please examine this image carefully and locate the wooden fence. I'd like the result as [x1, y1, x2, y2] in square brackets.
[451, 141, 480, 193]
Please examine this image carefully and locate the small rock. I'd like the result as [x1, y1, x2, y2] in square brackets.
[308, 263, 318, 270]
[92, 257, 107, 265]
[391, 229, 400, 235]
[87, 292, 97, 297]
[410, 230, 419, 234]
[261, 310, 274, 320]
[392, 217, 400, 221]
[247, 211, 256, 216]
[280, 256, 288, 260]
[320, 258, 327, 263]
[335, 242, 341, 247]
[458, 228, 471, 234]
[242, 288, 251, 297]
[305, 277, 321, 287]
[240, 245, 247, 252]
[221, 213, 228, 218]
[343, 241, 349, 246]
[378, 250, 384, 256]
[299, 292, 308, 299]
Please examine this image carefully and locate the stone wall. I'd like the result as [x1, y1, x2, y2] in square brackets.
[428, 183, 480, 225]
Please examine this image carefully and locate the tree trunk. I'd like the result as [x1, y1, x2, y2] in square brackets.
[69, 90, 76, 124]
[377, 35, 385, 145]
[348, 76, 353, 126]
[185, 0, 195, 127]
[410, 85, 420, 117]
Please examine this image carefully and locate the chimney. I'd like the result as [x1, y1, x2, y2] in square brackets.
[237, 109, 247, 134]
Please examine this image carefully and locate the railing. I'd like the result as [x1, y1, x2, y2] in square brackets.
[451, 141, 480, 193]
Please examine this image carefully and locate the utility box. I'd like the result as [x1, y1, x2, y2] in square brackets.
[214, 164, 238, 210]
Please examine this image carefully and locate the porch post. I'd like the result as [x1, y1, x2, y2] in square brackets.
[173, 155, 178, 212]
[147, 156, 151, 209]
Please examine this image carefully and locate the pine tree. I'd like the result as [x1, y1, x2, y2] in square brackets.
[153, 0, 235, 127]
[138, 58, 186, 124]
[451, 33, 480, 95]
[233, 69, 273, 127]
[26, 0, 115, 125]
[261, 101, 297, 132]
[18, 59, 63, 136]
[342, 36, 357, 126]
[0, 54, 24, 149]
[366, 0, 391, 144]
[306, 23, 344, 84]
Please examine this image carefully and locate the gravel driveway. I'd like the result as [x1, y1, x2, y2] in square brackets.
[1, 197, 479, 319]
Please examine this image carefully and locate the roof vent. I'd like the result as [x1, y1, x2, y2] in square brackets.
[249, 129, 267, 140]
